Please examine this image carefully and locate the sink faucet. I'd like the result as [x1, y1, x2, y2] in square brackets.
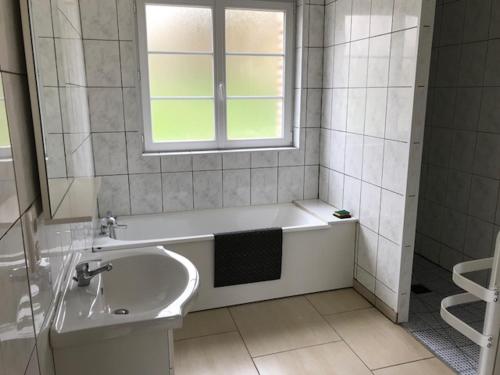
[100, 211, 127, 239]
[73, 262, 113, 287]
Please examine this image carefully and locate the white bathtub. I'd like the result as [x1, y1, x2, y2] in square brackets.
[93, 203, 356, 310]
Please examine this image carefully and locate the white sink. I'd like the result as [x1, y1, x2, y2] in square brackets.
[50, 246, 198, 375]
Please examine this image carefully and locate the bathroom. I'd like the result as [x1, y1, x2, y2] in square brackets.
[0, 0, 499, 374]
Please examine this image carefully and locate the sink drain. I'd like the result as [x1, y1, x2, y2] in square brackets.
[113, 308, 129, 315]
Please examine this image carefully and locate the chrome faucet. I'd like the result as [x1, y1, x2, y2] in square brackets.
[73, 262, 113, 287]
[100, 211, 127, 239]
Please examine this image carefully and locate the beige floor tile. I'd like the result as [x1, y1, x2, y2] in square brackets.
[174, 332, 258, 375]
[175, 308, 236, 341]
[230, 296, 340, 357]
[306, 288, 372, 315]
[373, 358, 455, 375]
[325, 308, 432, 369]
[254, 341, 372, 375]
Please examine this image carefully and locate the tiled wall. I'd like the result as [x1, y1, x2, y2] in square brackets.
[0, 1, 96, 374]
[81, 0, 323, 217]
[319, 0, 435, 320]
[32, 0, 95, 213]
[415, 0, 500, 272]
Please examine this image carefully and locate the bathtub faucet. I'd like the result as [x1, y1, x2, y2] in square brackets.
[99, 211, 127, 239]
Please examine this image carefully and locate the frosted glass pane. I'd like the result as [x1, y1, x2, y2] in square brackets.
[146, 5, 213, 52]
[151, 100, 215, 142]
[226, 99, 283, 140]
[149, 55, 213, 97]
[226, 9, 285, 53]
[226, 56, 283, 96]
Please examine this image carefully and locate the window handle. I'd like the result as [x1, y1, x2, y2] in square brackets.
[218, 82, 225, 100]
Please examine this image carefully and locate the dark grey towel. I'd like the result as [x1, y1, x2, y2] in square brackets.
[214, 227, 282, 288]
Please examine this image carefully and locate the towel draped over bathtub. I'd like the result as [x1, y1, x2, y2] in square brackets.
[214, 227, 283, 287]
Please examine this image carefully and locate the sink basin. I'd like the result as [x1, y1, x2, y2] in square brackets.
[51, 246, 199, 349]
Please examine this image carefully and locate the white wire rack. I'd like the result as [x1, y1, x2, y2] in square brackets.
[441, 232, 500, 375]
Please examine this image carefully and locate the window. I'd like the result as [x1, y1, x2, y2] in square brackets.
[137, 0, 294, 152]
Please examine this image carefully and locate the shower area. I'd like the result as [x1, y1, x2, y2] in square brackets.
[408, 0, 500, 374]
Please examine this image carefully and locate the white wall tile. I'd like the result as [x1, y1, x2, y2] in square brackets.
[330, 130, 346, 172]
[129, 173, 162, 214]
[379, 189, 405, 244]
[382, 140, 409, 194]
[223, 169, 250, 207]
[360, 181, 381, 232]
[162, 172, 193, 212]
[193, 170, 222, 209]
[376, 236, 401, 291]
[97, 175, 130, 216]
[389, 29, 418, 87]
[362, 136, 384, 186]
[348, 39, 368, 87]
[92, 133, 127, 175]
[84, 40, 121, 86]
[392, 0, 420, 31]
[367, 34, 391, 87]
[331, 89, 348, 130]
[346, 88, 366, 134]
[117, 0, 135, 40]
[278, 166, 304, 202]
[88, 88, 124, 132]
[335, 0, 353, 44]
[306, 88, 322, 126]
[307, 48, 324, 87]
[345, 133, 363, 178]
[357, 225, 378, 275]
[120, 41, 136, 87]
[319, 166, 329, 201]
[386, 88, 414, 140]
[351, 0, 371, 41]
[364, 88, 387, 138]
[222, 153, 251, 169]
[328, 169, 344, 207]
[356, 265, 376, 292]
[309, 5, 325, 47]
[305, 128, 320, 164]
[80, 0, 118, 40]
[193, 154, 222, 171]
[333, 43, 350, 87]
[251, 151, 278, 168]
[304, 165, 319, 199]
[161, 155, 192, 172]
[251, 168, 278, 205]
[370, 0, 394, 36]
[343, 175, 361, 216]
[324, 2, 336, 46]
[126, 132, 160, 173]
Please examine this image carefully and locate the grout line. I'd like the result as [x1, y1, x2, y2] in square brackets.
[305, 292, 375, 371]
[226, 308, 262, 374]
[173, 329, 238, 343]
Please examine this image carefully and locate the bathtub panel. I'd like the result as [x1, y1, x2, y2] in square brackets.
[166, 224, 356, 311]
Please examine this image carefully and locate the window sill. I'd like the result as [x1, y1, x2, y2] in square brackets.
[142, 146, 298, 157]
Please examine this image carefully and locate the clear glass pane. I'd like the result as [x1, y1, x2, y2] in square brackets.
[226, 99, 283, 140]
[146, 5, 213, 52]
[149, 54, 214, 97]
[151, 99, 215, 142]
[226, 9, 285, 53]
[0, 78, 9, 148]
[226, 56, 283, 97]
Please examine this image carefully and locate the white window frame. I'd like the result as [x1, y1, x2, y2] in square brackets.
[136, 0, 295, 153]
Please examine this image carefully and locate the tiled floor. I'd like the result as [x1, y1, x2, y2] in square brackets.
[174, 289, 454, 374]
[404, 254, 487, 375]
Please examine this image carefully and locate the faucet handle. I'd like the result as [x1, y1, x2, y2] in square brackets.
[75, 262, 89, 272]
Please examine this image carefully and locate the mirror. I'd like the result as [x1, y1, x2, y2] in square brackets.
[23, 0, 96, 220]
[0, 74, 20, 237]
